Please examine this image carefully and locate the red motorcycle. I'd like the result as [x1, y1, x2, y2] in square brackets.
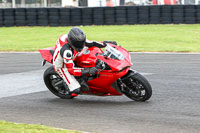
[39, 42, 152, 101]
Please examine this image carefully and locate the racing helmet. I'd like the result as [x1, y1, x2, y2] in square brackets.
[67, 27, 86, 52]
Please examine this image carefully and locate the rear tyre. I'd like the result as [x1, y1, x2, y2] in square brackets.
[121, 72, 152, 101]
[43, 66, 75, 99]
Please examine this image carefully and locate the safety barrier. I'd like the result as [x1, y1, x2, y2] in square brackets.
[0, 5, 200, 27]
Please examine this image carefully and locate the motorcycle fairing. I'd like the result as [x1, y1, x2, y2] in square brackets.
[75, 47, 103, 68]
[39, 47, 55, 63]
[85, 67, 129, 96]
[75, 44, 132, 71]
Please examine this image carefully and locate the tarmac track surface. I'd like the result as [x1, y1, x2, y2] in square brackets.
[0, 52, 200, 133]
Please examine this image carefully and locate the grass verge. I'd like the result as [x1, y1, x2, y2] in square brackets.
[0, 120, 83, 133]
[0, 25, 200, 52]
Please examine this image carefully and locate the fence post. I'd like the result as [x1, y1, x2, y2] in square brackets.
[44, 0, 47, 7]
[12, 0, 16, 8]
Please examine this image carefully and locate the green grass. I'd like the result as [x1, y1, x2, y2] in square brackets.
[0, 121, 83, 133]
[0, 25, 200, 52]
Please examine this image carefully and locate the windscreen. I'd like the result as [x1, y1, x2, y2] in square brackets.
[103, 44, 124, 60]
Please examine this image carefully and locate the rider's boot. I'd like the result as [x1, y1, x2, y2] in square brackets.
[80, 77, 90, 91]
[63, 82, 81, 95]
[71, 88, 81, 94]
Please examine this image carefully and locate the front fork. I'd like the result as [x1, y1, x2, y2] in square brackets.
[117, 79, 127, 92]
[117, 69, 138, 92]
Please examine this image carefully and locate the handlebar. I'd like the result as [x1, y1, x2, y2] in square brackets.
[96, 59, 105, 71]
[103, 41, 117, 46]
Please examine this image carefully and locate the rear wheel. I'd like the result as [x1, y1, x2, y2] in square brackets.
[120, 72, 152, 101]
[43, 66, 76, 99]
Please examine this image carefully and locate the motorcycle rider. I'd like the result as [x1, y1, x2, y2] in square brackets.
[53, 27, 106, 95]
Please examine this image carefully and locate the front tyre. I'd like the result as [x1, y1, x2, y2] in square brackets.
[43, 66, 75, 99]
[120, 72, 152, 101]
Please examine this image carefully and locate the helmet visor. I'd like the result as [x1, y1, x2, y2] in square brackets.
[72, 41, 85, 52]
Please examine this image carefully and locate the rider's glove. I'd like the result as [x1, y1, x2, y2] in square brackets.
[103, 41, 117, 46]
[81, 67, 98, 76]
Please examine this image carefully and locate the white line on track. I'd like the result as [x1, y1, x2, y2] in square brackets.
[141, 73, 154, 76]
[0, 70, 47, 98]
[0, 52, 40, 54]
[130, 52, 200, 55]
[0, 70, 154, 98]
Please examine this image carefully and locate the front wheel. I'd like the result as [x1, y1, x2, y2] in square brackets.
[43, 66, 76, 99]
[120, 72, 152, 101]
